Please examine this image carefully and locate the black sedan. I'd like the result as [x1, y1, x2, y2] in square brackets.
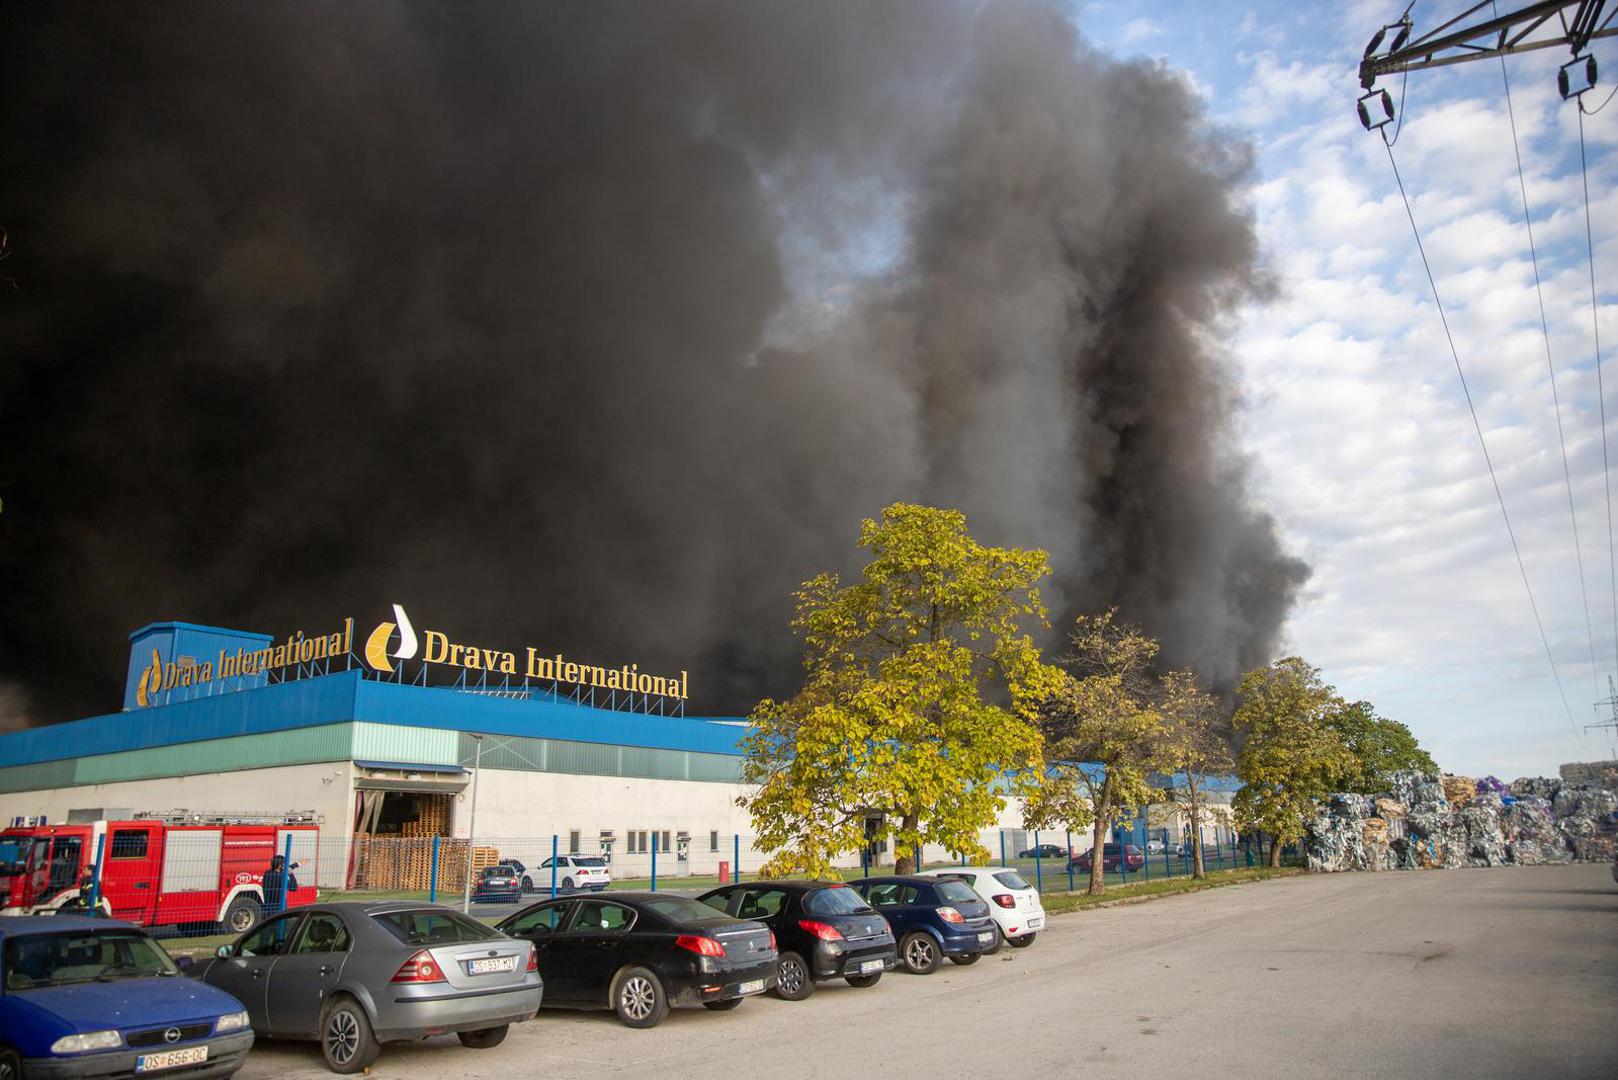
[1018, 844, 1068, 860]
[695, 881, 897, 1001]
[496, 892, 776, 1028]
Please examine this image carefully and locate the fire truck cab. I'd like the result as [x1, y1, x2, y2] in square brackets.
[0, 810, 319, 934]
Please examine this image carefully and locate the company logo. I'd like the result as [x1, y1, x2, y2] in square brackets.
[364, 604, 419, 673]
[135, 649, 164, 707]
[164, 1028, 181, 1044]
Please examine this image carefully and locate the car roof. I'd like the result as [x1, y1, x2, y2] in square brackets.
[293, 900, 478, 917]
[846, 875, 939, 886]
[0, 915, 142, 938]
[708, 879, 847, 893]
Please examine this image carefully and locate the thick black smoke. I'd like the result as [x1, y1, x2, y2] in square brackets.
[0, 1, 1307, 725]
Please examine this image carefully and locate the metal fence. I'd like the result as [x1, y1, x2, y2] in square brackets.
[10, 823, 1262, 948]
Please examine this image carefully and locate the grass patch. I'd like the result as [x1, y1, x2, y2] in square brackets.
[1040, 866, 1304, 914]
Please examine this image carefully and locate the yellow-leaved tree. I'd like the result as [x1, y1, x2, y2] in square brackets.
[739, 503, 1062, 878]
[1156, 669, 1233, 879]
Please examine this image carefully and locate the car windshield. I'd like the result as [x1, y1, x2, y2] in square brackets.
[574, 857, 606, 867]
[0, 839, 30, 875]
[374, 909, 504, 946]
[642, 896, 724, 923]
[993, 871, 1031, 890]
[933, 880, 979, 904]
[3, 930, 178, 989]
[803, 886, 873, 915]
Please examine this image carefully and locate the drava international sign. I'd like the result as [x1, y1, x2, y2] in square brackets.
[133, 604, 688, 707]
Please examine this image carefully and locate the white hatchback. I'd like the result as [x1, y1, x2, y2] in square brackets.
[916, 866, 1044, 947]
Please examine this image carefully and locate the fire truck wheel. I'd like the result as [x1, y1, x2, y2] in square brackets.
[222, 896, 262, 934]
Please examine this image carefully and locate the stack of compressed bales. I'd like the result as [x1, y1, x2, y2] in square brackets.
[1553, 785, 1618, 862]
[1461, 791, 1508, 866]
[1441, 774, 1477, 807]
[1305, 794, 1371, 872]
[1503, 797, 1570, 864]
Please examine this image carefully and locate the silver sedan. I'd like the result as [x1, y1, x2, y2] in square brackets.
[188, 901, 541, 1073]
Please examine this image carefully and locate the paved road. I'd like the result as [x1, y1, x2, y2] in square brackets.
[237, 863, 1618, 1080]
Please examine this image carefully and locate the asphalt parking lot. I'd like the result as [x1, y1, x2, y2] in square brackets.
[238, 863, 1618, 1080]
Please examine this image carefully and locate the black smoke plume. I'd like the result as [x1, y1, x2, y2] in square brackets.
[0, 1, 1308, 725]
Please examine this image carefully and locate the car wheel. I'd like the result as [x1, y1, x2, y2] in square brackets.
[844, 972, 882, 988]
[613, 966, 669, 1029]
[899, 932, 941, 975]
[457, 1025, 508, 1049]
[1, 1045, 21, 1080]
[319, 995, 381, 1074]
[772, 951, 814, 1001]
[1008, 931, 1036, 948]
[949, 953, 980, 966]
[222, 896, 262, 934]
[702, 997, 743, 1011]
[563, 876, 576, 892]
[521, 876, 533, 893]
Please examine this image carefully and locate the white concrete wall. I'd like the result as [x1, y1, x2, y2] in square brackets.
[0, 762, 357, 887]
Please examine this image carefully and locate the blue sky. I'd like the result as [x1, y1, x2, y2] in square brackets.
[1075, 2, 1618, 778]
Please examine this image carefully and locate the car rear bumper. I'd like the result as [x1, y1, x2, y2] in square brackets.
[939, 923, 998, 954]
[376, 982, 544, 1041]
[22, 1032, 253, 1080]
[811, 939, 897, 979]
[668, 958, 777, 1006]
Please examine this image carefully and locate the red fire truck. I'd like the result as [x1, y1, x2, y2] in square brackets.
[0, 810, 319, 933]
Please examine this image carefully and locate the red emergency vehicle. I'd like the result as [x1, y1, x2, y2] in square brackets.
[0, 810, 319, 933]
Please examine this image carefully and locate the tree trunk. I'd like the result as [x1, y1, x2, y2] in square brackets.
[1187, 774, 1205, 880]
[1267, 836, 1283, 868]
[1088, 771, 1114, 896]
[894, 812, 920, 874]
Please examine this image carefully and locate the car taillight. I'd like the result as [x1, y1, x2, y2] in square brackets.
[993, 894, 1016, 908]
[675, 934, 725, 957]
[797, 919, 844, 942]
[768, 930, 777, 950]
[391, 950, 445, 983]
[525, 947, 538, 973]
[937, 906, 964, 924]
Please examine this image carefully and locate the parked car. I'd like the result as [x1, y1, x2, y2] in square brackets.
[916, 866, 1044, 948]
[1017, 844, 1068, 860]
[847, 876, 997, 974]
[538, 855, 612, 892]
[473, 865, 524, 904]
[1068, 844, 1146, 873]
[695, 881, 896, 1000]
[0, 915, 253, 1080]
[501, 858, 533, 892]
[497, 892, 775, 1028]
[189, 902, 540, 1073]
[1145, 839, 1166, 855]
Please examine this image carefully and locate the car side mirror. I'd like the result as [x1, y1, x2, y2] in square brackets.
[174, 956, 194, 972]
[215, 945, 232, 960]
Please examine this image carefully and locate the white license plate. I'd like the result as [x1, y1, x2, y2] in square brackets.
[977, 931, 994, 944]
[1027, 917, 1043, 929]
[859, 959, 884, 974]
[468, 956, 517, 975]
[738, 979, 765, 994]
[136, 1047, 208, 1073]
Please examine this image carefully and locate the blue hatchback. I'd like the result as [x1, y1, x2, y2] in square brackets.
[0, 916, 253, 1080]
[848, 876, 998, 974]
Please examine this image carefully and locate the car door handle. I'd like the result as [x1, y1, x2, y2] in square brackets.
[251, 968, 266, 979]
[318, 965, 333, 976]
[596, 941, 617, 949]
[134, 883, 149, 889]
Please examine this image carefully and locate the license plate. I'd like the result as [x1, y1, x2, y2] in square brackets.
[136, 1047, 208, 1073]
[1027, 917, 1043, 929]
[977, 931, 994, 944]
[860, 959, 883, 974]
[738, 979, 765, 994]
[468, 956, 517, 975]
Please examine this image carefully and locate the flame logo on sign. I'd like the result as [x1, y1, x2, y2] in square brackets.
[135, 649, 164, 707]
[364, 604, 419, 673]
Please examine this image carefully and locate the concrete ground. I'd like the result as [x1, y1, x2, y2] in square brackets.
[237, 863, 1618, 1080]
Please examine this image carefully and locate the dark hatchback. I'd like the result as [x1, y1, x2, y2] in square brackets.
[1069, 844, 1146, 873]
[496, 893, 775, 1028]
[695, 881, 896, 1001]
[849, 876, 997, 973]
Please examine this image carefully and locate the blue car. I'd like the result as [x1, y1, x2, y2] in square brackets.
[848, 876, 998, 974]
[0, 916, 253, 1080]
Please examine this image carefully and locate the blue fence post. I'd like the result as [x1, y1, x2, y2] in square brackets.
[87, 834, 106, 917]
[550, 834, 559, 898]
[428, 836, 440, 904]
[1066, 830, 1075, 891]
[651, 833, 658, 892]
[734, 834, 741, 884]
[999, 831, 1007, 868]
[1032, 830, 1043, 894]
[279, 834, 293, 911]
[861, 845, 869, 878]
[1119, 822, 1128, 885]
[1163, 829, 1170, 878]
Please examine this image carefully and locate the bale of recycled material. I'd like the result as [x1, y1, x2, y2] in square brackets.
[1510, 776, 1561, 801]
[1441, 774, 1477, 808]
[1503, 799, 1570, 865]
[1330, 793, 1375, 819]
[1475, 775, 1508, 796]
[1305, 814, 1369, 872]
[1460, 805, 1507, 866]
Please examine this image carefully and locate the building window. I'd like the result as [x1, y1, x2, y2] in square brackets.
[568, 830, 580, 854]
[661, 830, 671, 855]
[709, 830, 719, 853]
[639, 830, 649, 854]
[625, 831, 638, 854]
[109, 830, 148, 859]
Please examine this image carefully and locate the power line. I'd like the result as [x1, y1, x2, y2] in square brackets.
[1381, 136, 1584, 742]
[1495, 31, 1602, 693]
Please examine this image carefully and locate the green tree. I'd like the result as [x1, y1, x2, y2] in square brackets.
[1322, 700, 1437, 792]
[1156, 669, 1233, 879]
[1025, 611, 1165, 896]
[1231, 657, 1356, 867]
[739, 504, 1062, 878]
